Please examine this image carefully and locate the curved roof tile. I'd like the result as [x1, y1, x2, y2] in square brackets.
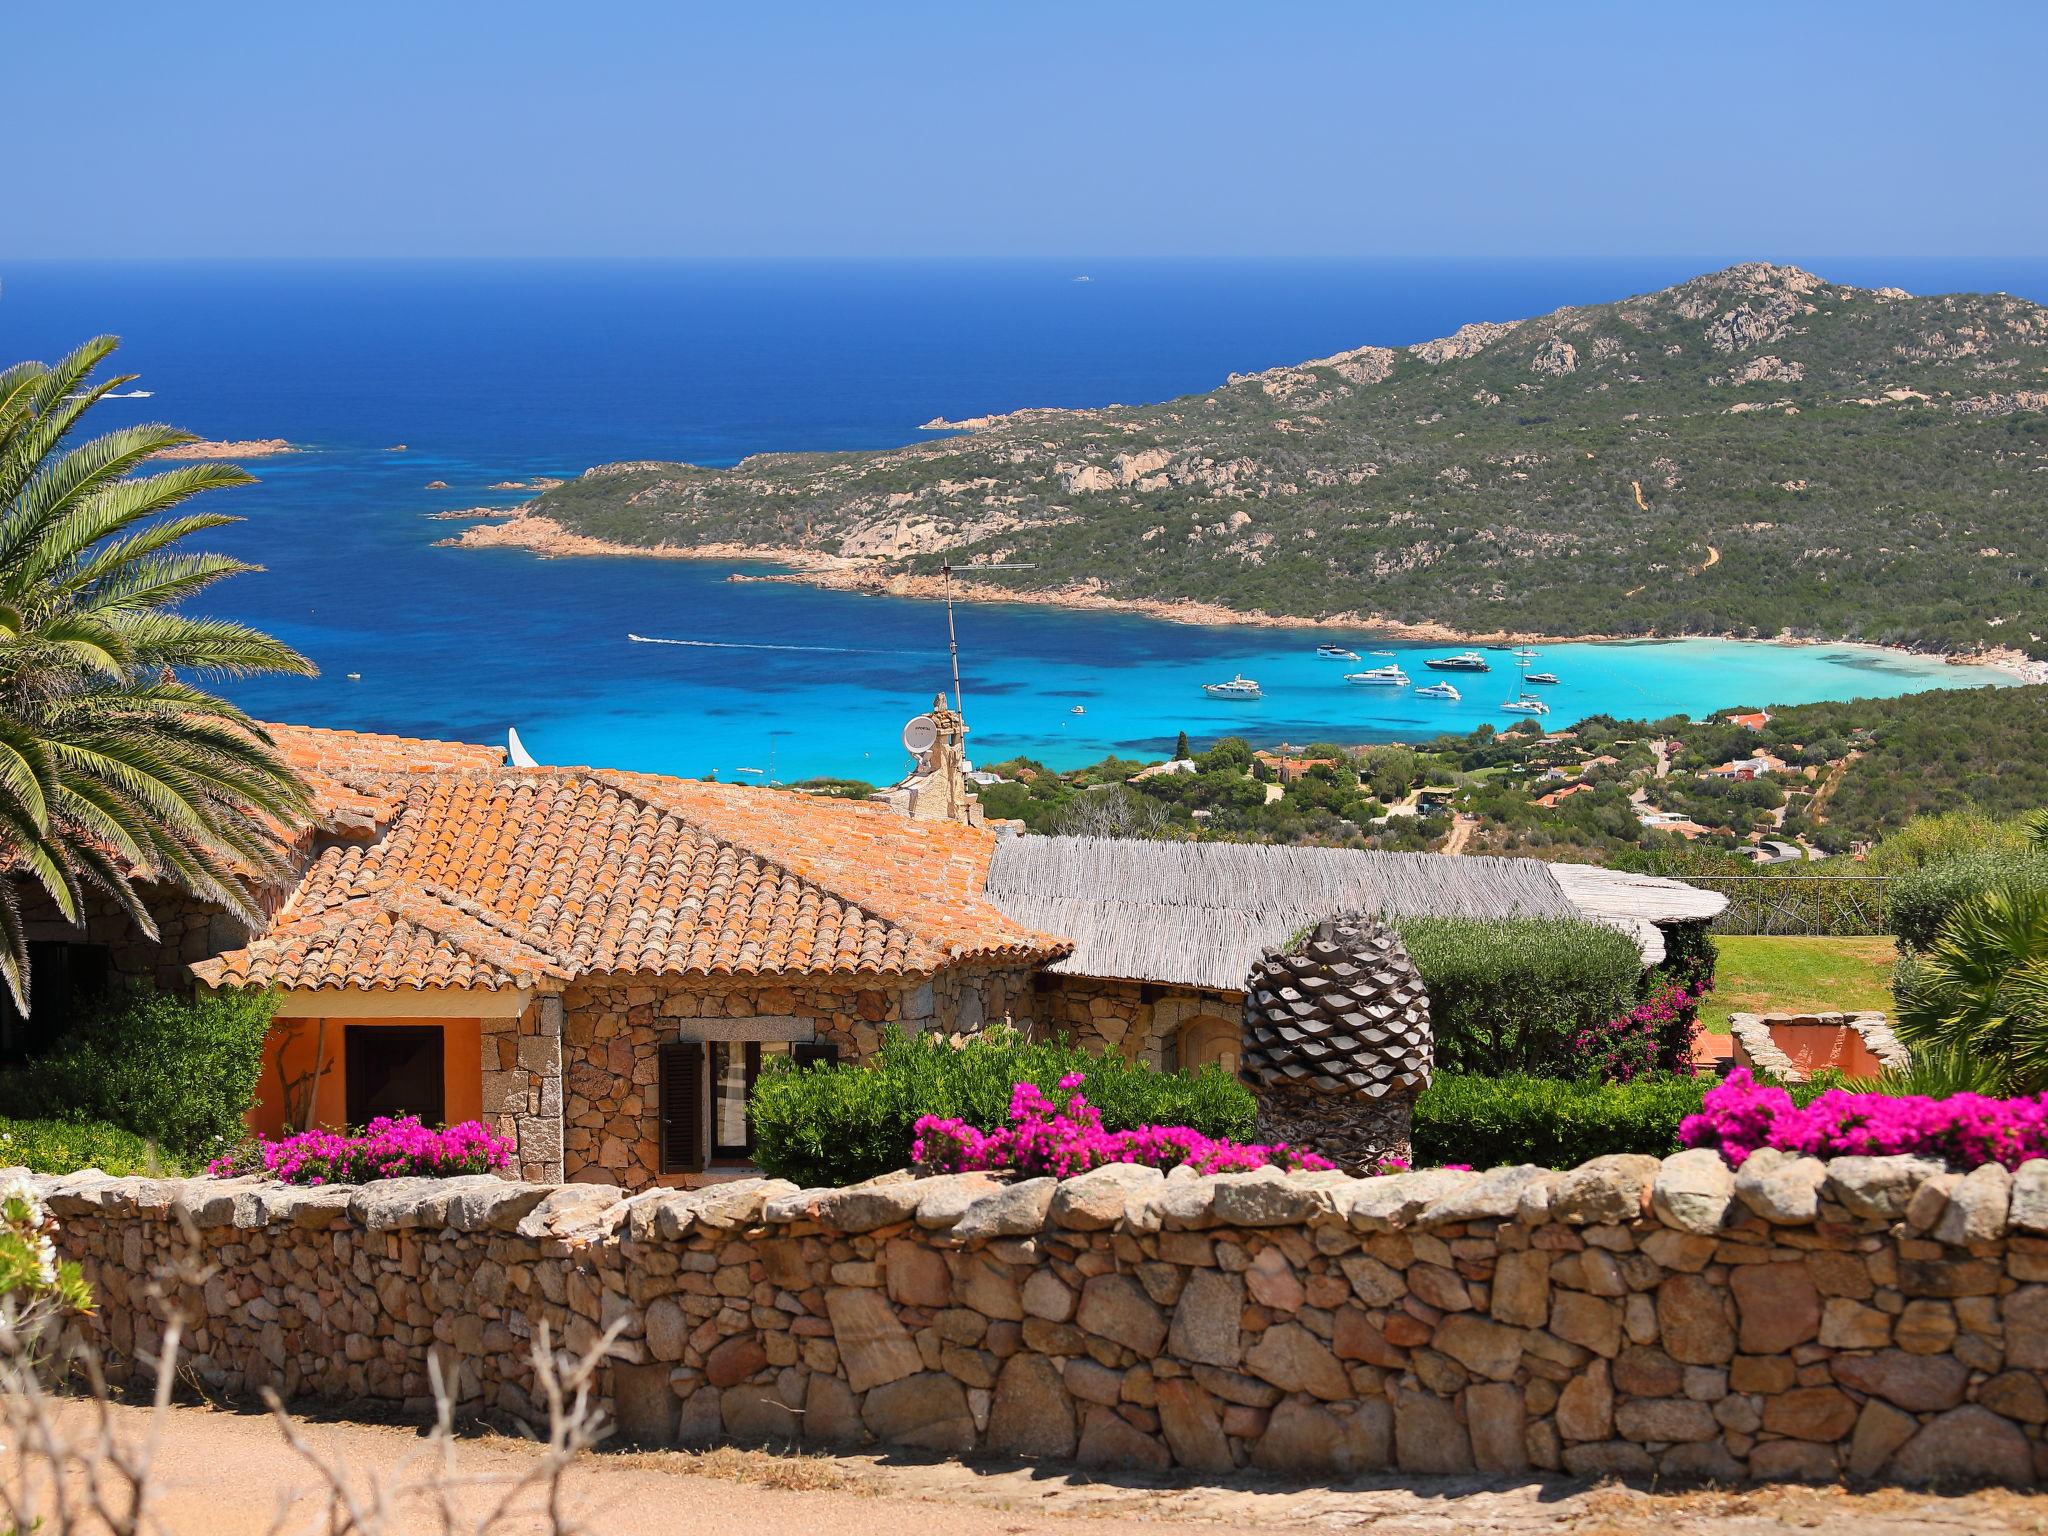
[196, 725, 1066, 993]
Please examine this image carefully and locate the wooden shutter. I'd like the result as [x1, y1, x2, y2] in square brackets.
[791, 1040, 839, 1071]
[657, 1041, 704, 1173]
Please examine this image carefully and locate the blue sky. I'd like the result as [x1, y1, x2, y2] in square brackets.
[7, 1, 2045, 259]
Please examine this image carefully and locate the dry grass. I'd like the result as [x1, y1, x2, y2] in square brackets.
[610, 1442, 871, 1494]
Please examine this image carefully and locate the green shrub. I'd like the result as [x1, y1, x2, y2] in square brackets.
[1892, 884, 2048, 1092]
[750, 1026, 1255, 1188]
[1396, 917, 1642, 1076]
[1413, 1073, 1711, 1166]
[1414, 1072, 1838, 1167]
[0, 985, 274, 1163]
[1888, 853, 2048, 950]
[0, 1116, 181, 1176]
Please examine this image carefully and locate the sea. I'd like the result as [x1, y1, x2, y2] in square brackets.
[2, 258, 2042, 786]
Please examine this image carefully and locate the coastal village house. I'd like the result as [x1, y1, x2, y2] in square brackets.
[7, 718, 1719, 1188]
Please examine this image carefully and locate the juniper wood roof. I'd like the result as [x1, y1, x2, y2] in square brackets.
[985, 836, 1724, 990]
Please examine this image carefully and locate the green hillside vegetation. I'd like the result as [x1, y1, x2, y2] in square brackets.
[519, 264, 2048, 655]
[961, 682, 2048, 866]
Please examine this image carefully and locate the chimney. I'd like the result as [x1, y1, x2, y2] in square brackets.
[874, 692, 985, 826]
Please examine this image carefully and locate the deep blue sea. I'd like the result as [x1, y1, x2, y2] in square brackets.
[1, 258, 2041, 784]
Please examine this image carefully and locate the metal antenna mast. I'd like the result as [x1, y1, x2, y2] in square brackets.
[937, 558, 1034, 719]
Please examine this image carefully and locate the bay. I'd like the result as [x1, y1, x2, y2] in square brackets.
[0, 258, 2031, 784]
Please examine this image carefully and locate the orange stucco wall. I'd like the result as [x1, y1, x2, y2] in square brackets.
[249, 1016, 484, 1137]
[1766, 1021, 1887, 1080]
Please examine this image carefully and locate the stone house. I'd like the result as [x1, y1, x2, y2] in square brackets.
[7, 721, 1719, 1191]
[29, 723, 1060, 1186]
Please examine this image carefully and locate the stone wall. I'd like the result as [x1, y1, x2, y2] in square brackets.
[40, 1148, 2048, 1486]
[1029, 975, 1243, 1067]
[558, 965, 1038, 1187]
[12, 879, 247, 994]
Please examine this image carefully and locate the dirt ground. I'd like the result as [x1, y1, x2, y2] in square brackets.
[15, 1400, 2048, 1536]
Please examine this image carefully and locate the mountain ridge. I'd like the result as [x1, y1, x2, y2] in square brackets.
[457, 263, 2048, 656]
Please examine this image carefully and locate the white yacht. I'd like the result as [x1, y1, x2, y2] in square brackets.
[1415, 682, 1461, 701]
[1500, 695, 1551, 716]
[1345, 664, 1410, 687]
[1202, 675, 1263, 700]
[1316, 644, 1361, 661]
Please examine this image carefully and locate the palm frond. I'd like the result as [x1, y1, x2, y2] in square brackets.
[0, 335, 312, 1011]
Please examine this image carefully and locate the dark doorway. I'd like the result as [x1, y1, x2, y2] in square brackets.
[345, 1025, 445, 1127]
[0, 941, 112, 1062]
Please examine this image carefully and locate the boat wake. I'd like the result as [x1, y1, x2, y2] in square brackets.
[628, 633, 925, 656]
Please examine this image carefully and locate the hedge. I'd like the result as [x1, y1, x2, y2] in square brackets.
[1413, 1072, 1838, 1168]
[1888, 852, 2048, 951]
[750, 1027, 1254, 1189]
[1411, 1073, 1711, 1167]
[0, 1116, 181, 1177]
[1396, 916, 1643, 1076]
[0, 985, 274, 1164]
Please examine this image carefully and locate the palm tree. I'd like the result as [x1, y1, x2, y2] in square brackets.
[0, 337, 314, 1012]
[1894, 883, 2048, 1092]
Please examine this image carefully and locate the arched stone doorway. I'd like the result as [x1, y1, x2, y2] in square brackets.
[1174, 1014, 1242, 1077]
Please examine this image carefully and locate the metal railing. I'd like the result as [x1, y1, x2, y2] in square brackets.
[1679, 875, 1894, 937]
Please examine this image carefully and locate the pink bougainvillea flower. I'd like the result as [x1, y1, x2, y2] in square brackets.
[210, 1118, 514, 1185]
[1679, 1069, 2048, 1170]
[914, 1081, 1335, 1179]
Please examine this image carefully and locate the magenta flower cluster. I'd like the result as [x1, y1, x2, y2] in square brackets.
[208, 1117, 515, 1186]
[1570, 980, 1704, 1083]
[912, 1075, 1334, 1179]
[1679, 1069, 2048, 1170]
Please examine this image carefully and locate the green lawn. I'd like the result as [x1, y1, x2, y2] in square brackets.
[1700, 935, 1899, 1034]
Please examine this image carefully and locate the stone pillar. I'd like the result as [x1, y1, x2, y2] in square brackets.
[483, 993, 565, 1182]
[1238, 912, 1434, 1173]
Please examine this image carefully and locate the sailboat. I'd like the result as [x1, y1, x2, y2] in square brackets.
[1499, 651, 1551, 716]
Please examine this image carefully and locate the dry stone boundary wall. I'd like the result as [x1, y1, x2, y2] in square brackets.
[36, 1148, 2048, 1486]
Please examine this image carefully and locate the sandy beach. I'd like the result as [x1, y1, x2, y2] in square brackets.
[443, 512, 2047, 680]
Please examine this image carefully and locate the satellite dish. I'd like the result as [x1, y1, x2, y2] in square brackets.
[902, 714, 938, 755]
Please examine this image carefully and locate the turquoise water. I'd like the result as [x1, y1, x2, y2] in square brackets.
[0, 260, 2030, 784]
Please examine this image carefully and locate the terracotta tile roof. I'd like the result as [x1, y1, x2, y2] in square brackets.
[195, 727, 1067, 993]
[267, 723, 507, 836]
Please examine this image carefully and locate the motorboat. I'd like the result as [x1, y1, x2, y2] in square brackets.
[1069, 705, 1086, 715]
[1415, 682, 1461, 701]
[1370, 650, 1396, 657]
[1500, 695, 1551, 716]
[1345, 665, 1410, 687]
[1316, 644, 1361, 660]
[1202, 675, 1263, 700]
[1524, 672, 1561, 685]
[1510, 647, 1539, 659]
[1424, 651, 1490, 672]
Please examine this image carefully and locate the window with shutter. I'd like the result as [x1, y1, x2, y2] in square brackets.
[657, 1041, 704, 1173]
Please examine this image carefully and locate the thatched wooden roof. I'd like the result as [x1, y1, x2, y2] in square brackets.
[985, 837, 1709, 991]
